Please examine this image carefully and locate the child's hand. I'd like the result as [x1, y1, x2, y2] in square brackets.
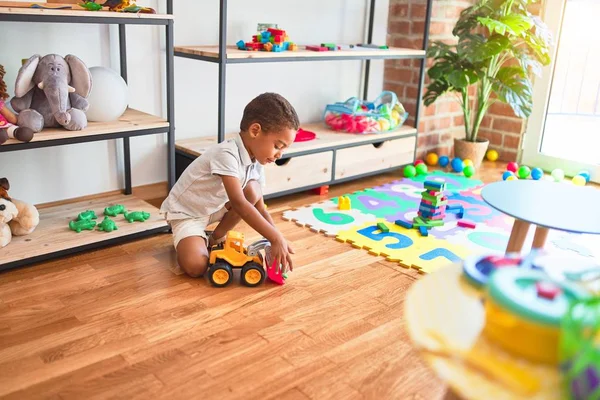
[269, 236, 295, 273]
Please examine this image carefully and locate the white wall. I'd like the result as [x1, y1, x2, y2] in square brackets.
[0, 0, 388, 205]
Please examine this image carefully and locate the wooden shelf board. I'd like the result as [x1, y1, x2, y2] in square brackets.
[175, 45, 425, 60]
[0, 194, 168, 268]
[0, 5, 173, 20]
[1, 108, 169, 148]
[176, 122, 418, 158]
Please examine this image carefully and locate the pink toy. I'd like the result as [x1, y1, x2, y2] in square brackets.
[266, 260, 285, 285]
[507, 162, 519, 173]
[458, 220, 476, 229]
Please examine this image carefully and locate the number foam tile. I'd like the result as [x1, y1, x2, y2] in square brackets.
[282, 200, 377, 237]
[331, 189, 419, 219]
[444, 224, 511, 255]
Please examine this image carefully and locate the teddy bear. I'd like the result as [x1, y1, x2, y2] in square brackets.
[0, 178, 39, 248]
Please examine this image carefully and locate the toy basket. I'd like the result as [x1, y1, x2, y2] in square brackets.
[323, 91, 408, 134]
[560, 297, 600, 400]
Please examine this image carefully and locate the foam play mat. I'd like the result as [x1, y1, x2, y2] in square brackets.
[283, 171, 600, 273]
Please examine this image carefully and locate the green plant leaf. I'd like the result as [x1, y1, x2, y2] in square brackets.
[423, 80, 451, 106]
[459, 34, 511, 61]
[512, 45, 543, 76]
[453, 0, 493, 37]
[491, 66, 533, 118]
[501, 14, 534, 36]
[524, 30, 552, 65]
[448, 70, 470, 88]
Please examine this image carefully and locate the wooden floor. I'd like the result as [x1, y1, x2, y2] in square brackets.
[0, 163, 507, 399]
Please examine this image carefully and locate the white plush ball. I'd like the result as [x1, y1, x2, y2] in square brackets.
[86, 66, 129, 122]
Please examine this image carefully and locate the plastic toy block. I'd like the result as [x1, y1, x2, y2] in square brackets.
[395, 220, 413, 229]
[424, 180, 446, 190]
[377, 222, 389, 233]
[268, 28, 286, 36]
[263, 42, 272, 51]
[262, 30, 272, 38]
[311, 185, 329, 196]
[418, 225, 429, 236]
[428, 213, 446, 220]
[321, 43, 336, 47]
[236, 40, 246, 50]
[306, 45, 329, 52]
[289, 43, 298, 51]
[357, 43, 389, 49]
[275, 35, 283, 43]
[447, 204, 464, 212]
[457, 220, 476, 229]
[427, 220, 445, 227]
[536, 281, 561, 300]
[273, 44, 283, 52]
[252, 35, 259, 42]
[338, 195, 351, 210]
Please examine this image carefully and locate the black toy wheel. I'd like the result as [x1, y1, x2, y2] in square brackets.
[208, 261, 234, 287]
[240, 262, 266, 287]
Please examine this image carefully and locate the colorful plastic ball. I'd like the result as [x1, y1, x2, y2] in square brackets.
[572, 175, 586, 186]
[425, 153, 439, 166]
[486, 149, 499, 162]
[463, 165, 475, 178]
[403, 165, 416, 178]
[577, 170, 591, 183]
[502, 171, 515, 181]
[517, 166, 531, 179]
[463, 159, 473, 167]
[507, 162, 519, 173]
[415, 163, 428, 175]
[438, 156, 450, 168]
[551, 168, 565, 182]
[531, 167, 543, 180]
[451, 158, 464, 173]
[506, 175, 518, 181]
[414, 159, 424, 166]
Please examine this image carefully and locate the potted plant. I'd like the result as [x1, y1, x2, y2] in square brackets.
[423, 0, 552, 167]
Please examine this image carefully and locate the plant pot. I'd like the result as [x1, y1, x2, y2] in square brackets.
[453, 138, 489, 169]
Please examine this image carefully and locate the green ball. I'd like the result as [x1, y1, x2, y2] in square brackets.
[517, 165, 531, 179]
[463, 165, 475, 178]
[415, 163, 428, 175]
[403, 165, 416, 178]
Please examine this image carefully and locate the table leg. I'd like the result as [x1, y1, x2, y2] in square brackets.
[506, 219, 531, 254]
[532, 226, 550, 249]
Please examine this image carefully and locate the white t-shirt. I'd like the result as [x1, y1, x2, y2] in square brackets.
[160, 134, 265, 221]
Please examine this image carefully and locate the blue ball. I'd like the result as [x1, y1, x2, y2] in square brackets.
[502, 171, 515, 181]
[439, 156, 449, 167]
[531, 167, 543, 180]
[578, 170, 591, 183]
[451, 158, 464, 173]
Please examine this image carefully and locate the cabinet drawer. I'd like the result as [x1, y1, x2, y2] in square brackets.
[263, 151, 333, 195]
[334, 136, 416, 180]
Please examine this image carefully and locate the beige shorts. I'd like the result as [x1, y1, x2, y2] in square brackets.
[169, 207, 228, 249]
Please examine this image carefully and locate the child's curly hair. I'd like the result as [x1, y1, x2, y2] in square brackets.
[0, 65, 8, 101]
[240, 92, 299, 133]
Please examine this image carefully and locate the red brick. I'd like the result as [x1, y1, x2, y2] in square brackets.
[489, 102, 517, 117]
[429, 116, 452, 131]
[499, 149, 518, 163]
[392, 37, 422, 49]
[424, 104, 436, 116]
[411, 4, 427, 18]
[477, 129, 503, 146]
[412, 21, 426, 35]
[383, 83, 406, 98]
[390, 4, 409, 18]
[449, 101, 462, 113]
[503, 134, 521, 150]
[430, 21, 450, 35]
[493, 117, 523, 134]
[405, 85, 419, 99]
[481, 115, 493, 128]
[389, 21, 411, 35]
[445, 6, 464, 19]
[418, 120, 426, 132]
[386, 67, 413, 82]
[453, 115, 464, 126]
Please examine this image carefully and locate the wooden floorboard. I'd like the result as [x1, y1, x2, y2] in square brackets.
[0, 162, 512, 399]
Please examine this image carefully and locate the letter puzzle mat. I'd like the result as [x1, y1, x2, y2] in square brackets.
[282, 171, 599, 273]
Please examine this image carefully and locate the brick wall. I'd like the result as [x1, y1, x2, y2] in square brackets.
[384, 0, 529, 162]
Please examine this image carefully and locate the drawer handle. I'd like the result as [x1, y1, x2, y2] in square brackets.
[275, 158, 291, 166]
[372, 142, 384, 149]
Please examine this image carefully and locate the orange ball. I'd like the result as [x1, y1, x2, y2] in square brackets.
[425, 153, 439, 166]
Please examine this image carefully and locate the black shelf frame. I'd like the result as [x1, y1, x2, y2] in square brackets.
[0, 2, 176, 271]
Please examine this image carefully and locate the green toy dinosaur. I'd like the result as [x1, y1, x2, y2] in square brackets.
[97, 216, 118, 232]
[104, 204, 126, 217]
[77, 210, 98, 221]
[124, 211, 150, 223]
[69, 219, 96, 233]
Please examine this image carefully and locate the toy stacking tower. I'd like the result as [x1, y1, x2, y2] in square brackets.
[413, 180, 447, 236]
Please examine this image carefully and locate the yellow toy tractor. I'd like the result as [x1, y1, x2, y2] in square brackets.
[207, 231, 272, 287]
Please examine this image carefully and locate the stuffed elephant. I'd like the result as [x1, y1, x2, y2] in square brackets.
[10, 54, 93, 132]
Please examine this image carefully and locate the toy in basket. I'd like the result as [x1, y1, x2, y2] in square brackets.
[323, 91, 408, 134]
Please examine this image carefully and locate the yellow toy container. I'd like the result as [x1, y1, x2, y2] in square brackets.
[483, 268, 590, 365]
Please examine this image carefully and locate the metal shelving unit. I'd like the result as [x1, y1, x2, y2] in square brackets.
[0, 3, 176, 271]
[174, 0, 433, 199]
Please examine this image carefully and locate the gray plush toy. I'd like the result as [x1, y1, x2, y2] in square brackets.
[11, 54, 93, 132]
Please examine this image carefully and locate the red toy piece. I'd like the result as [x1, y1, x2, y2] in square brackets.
[295, 128, 316, 142]
[458, 220, 476, 229]
[306, 45, 329, 52]
[414, 160, 424, 166]
[536, 281, 562, 300]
